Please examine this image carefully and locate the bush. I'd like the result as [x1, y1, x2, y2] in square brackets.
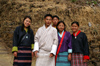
[71, 0, 77, 2]
[93, 1, 97, 5]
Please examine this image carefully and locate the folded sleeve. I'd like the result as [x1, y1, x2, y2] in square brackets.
[31, 44, 34, 50]
[32, 42, 39, 52]
[12, 46, 18, 53]
[50, 45, 57, 55]
[83, 55, 90, 60]
[68, 49, 72, 53]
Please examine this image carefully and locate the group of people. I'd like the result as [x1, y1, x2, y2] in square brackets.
[12, 14, 90, 66]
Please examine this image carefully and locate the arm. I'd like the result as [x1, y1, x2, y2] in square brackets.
[50, 29, 58, 56]
[12, 27, 19, 53]
[32, 29, 40, 52]
[31, 31, 34, 50]
[83, 33, 90, 60]
[68, 33, 72, 53]
[32, 29, 40, 57]
[67, 33, 72, 61]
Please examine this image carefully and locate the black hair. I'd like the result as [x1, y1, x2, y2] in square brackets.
[56, 21, 66, 32]
[23, 16, 32, 22]
[21, 16, 32, 33]
[52, 15, 59, 20]
[44, 14, 52, 19]
[71, 21, 79, 26]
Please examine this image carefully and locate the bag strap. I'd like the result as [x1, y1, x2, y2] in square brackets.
[55, 31, 66, 65]
[18, 33, 28, 45]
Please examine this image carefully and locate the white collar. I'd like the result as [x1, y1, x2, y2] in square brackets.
[58, 30, 64, 38]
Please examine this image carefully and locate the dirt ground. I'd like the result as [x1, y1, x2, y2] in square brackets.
[0, 38, 99, 66]
[0, 38, 36, 66]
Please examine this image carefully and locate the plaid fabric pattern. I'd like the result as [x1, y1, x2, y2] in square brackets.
[71, 53, 87, 66]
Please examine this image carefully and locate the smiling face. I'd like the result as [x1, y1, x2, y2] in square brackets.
[24, 18, 31, 28]
[57, 23, 65, 32]
[44, 16, 52, 27]
[71, 23, 79, 33]
[52, 17, 59, 26]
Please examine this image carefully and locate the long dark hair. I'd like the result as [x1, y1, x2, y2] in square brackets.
[21, 16, 32, 33]
[56, 21, 66, 32]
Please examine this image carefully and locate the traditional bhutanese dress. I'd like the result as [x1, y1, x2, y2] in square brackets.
[56, 30, 72, 66]
[71, 30, 90, 66]
[33, 25, 58, 66]
[12, 26, 34, 66]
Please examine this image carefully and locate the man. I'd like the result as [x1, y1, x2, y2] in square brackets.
[33, 14, 58, 66]
[52, 15, 59, 28]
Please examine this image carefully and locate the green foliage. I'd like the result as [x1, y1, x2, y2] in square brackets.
[93, 1, 97, 5]
[86, 0, 98, 5]
[71, 0, 77, 3]
[71, 0, 98, 5]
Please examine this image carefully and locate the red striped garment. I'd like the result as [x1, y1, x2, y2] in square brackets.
[71, 53, 87, 66]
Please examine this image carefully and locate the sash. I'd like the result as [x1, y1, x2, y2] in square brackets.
[55, 31, 66, 65]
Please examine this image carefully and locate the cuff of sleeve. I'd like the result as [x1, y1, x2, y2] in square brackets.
[31, 44, 34, 50]
[50, 45, 57, 55]
[32, 42, 39, 52]
[68, 49, 72, 53]
[83, 55, 90, 60]
[12, 46, 18, 53]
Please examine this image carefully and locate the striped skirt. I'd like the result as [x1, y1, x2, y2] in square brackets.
[13, 46, 32, 66]
[56, 52, 71, 66]
[71, 53, 87, 66]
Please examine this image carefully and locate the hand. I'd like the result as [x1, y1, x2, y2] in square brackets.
[49, 53, 54, 57]
[68, 54, 71, 61]
[32, 52, 34, 57]
[83, 59, 88, 62]
[13, 52, 17, 57]
[35, 51, 38, 58]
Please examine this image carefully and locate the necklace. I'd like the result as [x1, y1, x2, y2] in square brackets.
[75, 34, 77, 39]
[73, 30, 81, 39]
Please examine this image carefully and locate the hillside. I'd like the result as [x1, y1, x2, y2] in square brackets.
[0, 0, 100, 66]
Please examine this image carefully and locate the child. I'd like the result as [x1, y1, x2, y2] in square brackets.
[56, 21, 72, 66]
[52, 15, 59, 28]
[33, 14, 58, 66]
[12, 16, 34, 66]
[71, 21, 90, 66]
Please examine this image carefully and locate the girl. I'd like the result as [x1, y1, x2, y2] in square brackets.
[56, 21, 72, 66]
[12, 16, 34, 66]
[71, 21, 89, 66]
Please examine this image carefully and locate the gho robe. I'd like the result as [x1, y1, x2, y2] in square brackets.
[33, 25, 58, 66]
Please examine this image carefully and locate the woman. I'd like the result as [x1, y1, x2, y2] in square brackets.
[56, 21, 72, 66]
[12, 16, 34, 66]
[71, 21, 89, 66]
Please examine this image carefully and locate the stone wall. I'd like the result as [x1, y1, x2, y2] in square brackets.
[0, 0, 100, 66]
